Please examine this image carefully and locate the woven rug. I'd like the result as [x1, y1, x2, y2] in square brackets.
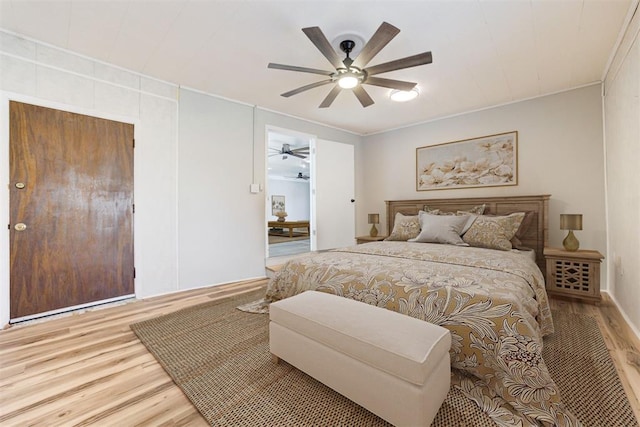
[130, 289, 638, 426]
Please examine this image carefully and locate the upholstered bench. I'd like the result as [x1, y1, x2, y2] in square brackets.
[269, 290, 451, 427]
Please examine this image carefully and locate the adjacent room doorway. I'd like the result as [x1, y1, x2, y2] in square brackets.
[267, 129, 312, 258]
[265, 127, 356, 260]
[9, 101, 135, 322]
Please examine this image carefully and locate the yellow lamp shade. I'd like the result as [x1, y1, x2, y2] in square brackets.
[560, 214, 582, 230]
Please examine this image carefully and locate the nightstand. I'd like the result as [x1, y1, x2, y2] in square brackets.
[543, 247, 604, 304]
[356, 235, 388, 244]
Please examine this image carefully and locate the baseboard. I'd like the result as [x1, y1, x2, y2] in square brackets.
[602, 290, 640, 343]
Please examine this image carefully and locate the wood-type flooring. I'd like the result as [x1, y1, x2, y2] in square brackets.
[1, 278, 638, 425]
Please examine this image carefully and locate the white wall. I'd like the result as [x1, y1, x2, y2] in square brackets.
[0, 31, 363, 325]
[268, 178, 310, 221]
[603, 9, 640, 335]
[177, 89, 264, 289]
[360, 85, 608, 285]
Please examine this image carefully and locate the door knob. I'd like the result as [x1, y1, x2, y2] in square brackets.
[14, 223, 27, 231]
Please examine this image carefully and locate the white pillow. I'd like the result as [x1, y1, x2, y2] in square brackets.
[409, 213, 470, 245]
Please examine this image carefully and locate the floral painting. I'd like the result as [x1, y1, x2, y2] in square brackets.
[271, 195, 285, 215]
[416, 131, 517, 191]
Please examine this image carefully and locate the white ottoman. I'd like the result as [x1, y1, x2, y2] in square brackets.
[269, 291, 451, 427]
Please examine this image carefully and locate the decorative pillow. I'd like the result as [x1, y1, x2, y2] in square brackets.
[419, 208, 479, 234]
[409, 213, 470, 245]
[384, 213, 420, 241]
[457, 211, 478, 234]
[462, 212, 525, 251]
[423, 204, 486, 216]
[510, 211, 535, 249]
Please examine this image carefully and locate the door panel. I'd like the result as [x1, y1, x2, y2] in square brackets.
[9, 101, 134, 319]
[314, 139, 355, 250]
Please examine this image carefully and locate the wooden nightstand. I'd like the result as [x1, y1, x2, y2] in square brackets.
[356, 235, 388, 244]
[543, 247, 604, 304]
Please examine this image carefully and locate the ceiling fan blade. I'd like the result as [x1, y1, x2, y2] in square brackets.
[302, 26, 345, 70]
[365, 76, 416, 91]
[319, 85, 342, 108]
[268, 63, 334, 76]
[281, 79, 333, 97]
[352, 22, 400, 69]
[352, 86, 374, 108]
[291, 147, 310, 153]
[289, 153, 306, 159]
[365, 52, 433, 76]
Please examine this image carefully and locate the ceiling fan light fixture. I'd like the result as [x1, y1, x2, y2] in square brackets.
[338, 73, 360, 89]
[390, 87, 419, 102]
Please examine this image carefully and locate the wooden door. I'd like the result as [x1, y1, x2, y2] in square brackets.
[9, 101, 134, 320]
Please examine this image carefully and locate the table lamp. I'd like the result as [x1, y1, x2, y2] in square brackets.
[368, 213, 380, 237]
[560, 214, 582, 251]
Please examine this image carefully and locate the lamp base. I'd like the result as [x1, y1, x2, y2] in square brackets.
[369, 224, 378, 237]
[562, 230, 580, 251]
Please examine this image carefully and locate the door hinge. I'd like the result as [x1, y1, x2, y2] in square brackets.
[132, 204, 135, 214]
[133, 268, 136, 279]
[7, 224, 10, 230]
[133, 139, 135, 148]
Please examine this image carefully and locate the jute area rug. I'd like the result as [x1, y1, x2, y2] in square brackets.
[130, 289, 639, 426]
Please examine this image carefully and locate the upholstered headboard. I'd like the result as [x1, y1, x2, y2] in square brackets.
[385, 195, 550, 271]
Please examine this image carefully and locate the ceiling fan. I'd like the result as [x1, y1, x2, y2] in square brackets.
[269, 143, 310, 159]
[268, 22, 432, 108]
[295, 172, 310, 180]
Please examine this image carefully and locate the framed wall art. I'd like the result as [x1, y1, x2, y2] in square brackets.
[416, 131, 518, 191]
[271, 195, 285, 215]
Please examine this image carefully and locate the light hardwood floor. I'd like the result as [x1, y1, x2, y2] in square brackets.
[1, 279, 638, 426]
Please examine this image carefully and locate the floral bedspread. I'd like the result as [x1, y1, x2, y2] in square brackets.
[266, 241, 580, 426]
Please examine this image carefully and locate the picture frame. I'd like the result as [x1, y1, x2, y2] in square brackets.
[271, 195, 285, 215]
[416, 131, 518, 191]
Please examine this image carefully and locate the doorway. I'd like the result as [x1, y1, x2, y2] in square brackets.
[267, 129, 312, 259]
[265, 128, 356, 262]
[9, 101, 135, 322]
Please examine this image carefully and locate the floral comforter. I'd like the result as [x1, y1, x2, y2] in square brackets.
[266, 241, 580, 426]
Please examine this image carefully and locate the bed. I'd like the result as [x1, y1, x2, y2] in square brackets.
[265, 195, 580, 426]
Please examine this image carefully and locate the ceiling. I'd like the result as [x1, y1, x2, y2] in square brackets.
[0, 0, 634, 135]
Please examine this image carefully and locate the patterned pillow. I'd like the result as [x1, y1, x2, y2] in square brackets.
[384, 213, 421, 241]
[510, 211, 535, 249]
[462, 213, 525, 251]
[423, 204, 486, 216]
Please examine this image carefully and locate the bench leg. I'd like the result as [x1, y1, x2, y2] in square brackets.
[271, 354, 281, 364]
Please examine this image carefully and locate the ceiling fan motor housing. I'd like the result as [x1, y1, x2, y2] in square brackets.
[340, 40, 356, 57]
